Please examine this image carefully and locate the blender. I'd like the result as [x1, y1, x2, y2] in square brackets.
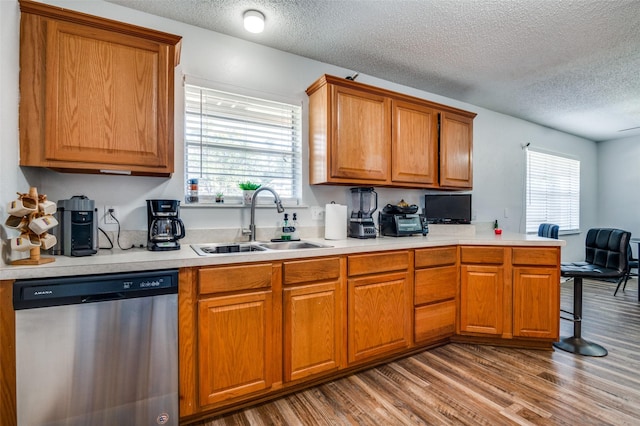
[348, 187, 378, 239]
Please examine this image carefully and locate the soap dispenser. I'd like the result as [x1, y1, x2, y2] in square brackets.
[291, 213, 300, 241]
[281, 213, 292, 241]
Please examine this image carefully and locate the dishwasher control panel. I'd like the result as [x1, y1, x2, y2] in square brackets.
[13, 269, 178, 310]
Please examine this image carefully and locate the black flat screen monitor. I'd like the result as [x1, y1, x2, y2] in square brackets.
[424, 194, 472, 224]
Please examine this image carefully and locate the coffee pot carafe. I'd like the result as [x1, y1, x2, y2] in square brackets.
[348, 187, 378, 239]
[146, 200, 185, 251]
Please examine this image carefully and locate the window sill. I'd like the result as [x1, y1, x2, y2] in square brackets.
[182, 202, 307, 209]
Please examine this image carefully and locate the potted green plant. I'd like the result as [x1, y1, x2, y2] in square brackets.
[215, 192, 224, 203]
[238, 181, 261, 204]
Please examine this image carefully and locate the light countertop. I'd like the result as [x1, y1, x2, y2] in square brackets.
[1, 231, 564, 281]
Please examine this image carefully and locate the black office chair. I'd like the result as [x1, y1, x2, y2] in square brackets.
[538, 223, 559, 239]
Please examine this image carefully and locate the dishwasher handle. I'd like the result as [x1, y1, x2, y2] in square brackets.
[81, 292, 126, 303]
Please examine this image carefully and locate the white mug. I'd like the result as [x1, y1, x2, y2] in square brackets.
[4, 215, 28, 230]
[28, 215, 58, 235]
[40, 233, 58, 250]
[7, 198, 38, 217]
[38, 200, 57, 215]
[11, 235, 32, 252]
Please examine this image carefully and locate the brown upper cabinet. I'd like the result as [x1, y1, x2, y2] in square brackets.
[306, 75, 476, 189]
[18, 0, 182, 177]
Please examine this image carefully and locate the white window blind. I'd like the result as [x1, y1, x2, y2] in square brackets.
[526, 149, 580, 233]
[184, 83, 302, 203]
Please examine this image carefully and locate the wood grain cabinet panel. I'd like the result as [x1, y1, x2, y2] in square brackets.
[439, 112, 474, 188]
[348, 271, 411, 364]
[283, 257, 340, 285]
[459, 264, 504, 336]
[330, 85, 391, 182]
[199, 263, 273, 295]
[415, 266, 457, 305]
[19, 0, 181, 176]
[415, 300, 456, 343]
[392, 100, 438, 185]
[348, 251, 409, 276]
[513, 267, 560, 339]
[460, 246, 504, 264]
[415, 246, 457, 268]
[283, 281, 342, 382]
[198, 291, 273, 406]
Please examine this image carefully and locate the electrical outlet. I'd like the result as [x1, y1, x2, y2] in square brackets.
[310, 206, 325, 221]
[104, 206, 118, 224]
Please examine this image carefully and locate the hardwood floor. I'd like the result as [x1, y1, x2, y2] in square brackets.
[197, 278, 640, 425]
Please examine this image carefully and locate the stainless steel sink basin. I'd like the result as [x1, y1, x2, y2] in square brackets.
[257, 241, 332, 250]
[191, 243, 267, 256]
[191, 240, 332, 256]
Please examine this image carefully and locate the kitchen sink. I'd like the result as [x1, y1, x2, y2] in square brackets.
[191, 243, 267, 256]
[257, 241, 332, 250]
[191, 240, 332, 256]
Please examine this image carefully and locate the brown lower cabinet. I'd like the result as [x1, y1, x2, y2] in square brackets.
[347, 251, 412, 364]
[178, 245, 560, 423]
[193, 263, 280, 412]
[458, 246, 560, 341]
[198, 291, 273, 405]
[414, 246, 458, 343]
[282, 257, 344, 382]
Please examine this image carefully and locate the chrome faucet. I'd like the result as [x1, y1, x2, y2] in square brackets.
[244, 186, 285, 241]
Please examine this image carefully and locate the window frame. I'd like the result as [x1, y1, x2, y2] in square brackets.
[525, 148, 580, 235]
[183, 78, 303, 206]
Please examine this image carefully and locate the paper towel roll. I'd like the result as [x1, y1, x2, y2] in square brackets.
[325, 203, 348, 240]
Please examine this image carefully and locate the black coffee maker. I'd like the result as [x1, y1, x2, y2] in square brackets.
[146, 199, 185, 251]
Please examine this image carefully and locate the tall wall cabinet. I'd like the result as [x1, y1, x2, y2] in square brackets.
[18, 0, 182, 176]
[306, 74, 476, 189]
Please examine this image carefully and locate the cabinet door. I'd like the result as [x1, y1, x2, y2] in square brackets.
[330, 85, 391, 183]
[283, 281, 342, 382]
[513, 267, 560, 339]
[439, 112, 473, 188]
[459, 265, 504, 335]
[198, 291, 273, 406]
[348, 272, 411, 364]
[45, 21, 171, 169]
[19, 3, 180, 177]
[391, 100, 438, 186]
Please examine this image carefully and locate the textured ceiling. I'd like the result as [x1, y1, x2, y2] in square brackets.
[106, 0, 640, 142]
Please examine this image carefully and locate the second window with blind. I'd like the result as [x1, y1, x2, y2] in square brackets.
[525, 149, 580, 234]
[184, 83, 302, 204]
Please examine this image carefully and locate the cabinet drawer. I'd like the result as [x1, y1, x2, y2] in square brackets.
[460, 246, 504, 264]
[414, 265, 457, 305]
[283, 257, 340, 285]
[198, 263, 272, 295]
[348, 251, 409, 276]
[512, 247, 559, 266]
[415, 246, 457, 268]
[414, 300, 456, 343]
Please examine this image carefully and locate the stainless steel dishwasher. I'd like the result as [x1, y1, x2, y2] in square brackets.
[13, 269, 179, 426]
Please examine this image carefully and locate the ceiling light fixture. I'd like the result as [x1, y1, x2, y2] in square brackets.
[243, 10, 265, 33]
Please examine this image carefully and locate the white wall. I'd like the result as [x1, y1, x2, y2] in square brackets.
[598, 135, 640, 255]
[1, 0, 597, 262]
